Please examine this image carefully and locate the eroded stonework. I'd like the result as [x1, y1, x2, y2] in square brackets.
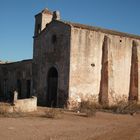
[0, 8, 140, 108]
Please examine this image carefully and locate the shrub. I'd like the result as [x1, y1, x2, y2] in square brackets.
[109, 101, 140, 114]
[79, 100, 98, 117]
[0, 103, 12, 116]
[0, 103, 26, 118]
[44, 108, 63, 119]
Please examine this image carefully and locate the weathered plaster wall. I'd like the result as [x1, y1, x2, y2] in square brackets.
[107, 35, 132, 104]
[42, 12, 53, 30]
[69, 28, 103, 104]
[0, 60, 32, 101]
[33, 21, 71, 107]
[69, 26, 140, 105]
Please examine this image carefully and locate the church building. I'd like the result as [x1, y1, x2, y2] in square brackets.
[0, 8, 140, 108]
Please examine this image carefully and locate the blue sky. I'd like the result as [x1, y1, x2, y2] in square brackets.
[0, 0, 140, 61]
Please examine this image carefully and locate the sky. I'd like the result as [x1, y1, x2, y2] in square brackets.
[0, 0, 140, 61]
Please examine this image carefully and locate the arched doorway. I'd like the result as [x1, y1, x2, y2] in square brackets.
[47, 67, 58, 107]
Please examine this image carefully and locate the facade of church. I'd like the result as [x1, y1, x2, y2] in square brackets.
[0, 8, 140, 108]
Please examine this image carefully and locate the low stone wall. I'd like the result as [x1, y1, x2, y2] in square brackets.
[13, 96, 37, 112]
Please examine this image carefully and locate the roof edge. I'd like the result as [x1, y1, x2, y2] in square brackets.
[63, 21, 140, 40]
[33, 19, 140, 40]
[0, 59, 32, 65]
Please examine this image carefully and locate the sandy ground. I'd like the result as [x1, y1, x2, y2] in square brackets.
[0, 108, 140, 140]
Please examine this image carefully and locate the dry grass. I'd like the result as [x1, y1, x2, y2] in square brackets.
[0, 103, 11, 113]
[0, 103, 26, 118]
[44, 108, 64, 119]
[78, 100, 99, 117]
[0, 112, 27, 118]
[1, 96, 140, 119]
[0, 103, 32, 118]
[0, 103, 12, 117]
[72, 94, 140, 116]
[0, 103, 64, 119]
[109, 101, 140, 114]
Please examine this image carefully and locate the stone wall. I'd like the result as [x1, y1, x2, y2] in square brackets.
[33, 21, 71, 107]
[0, 96, 37, 113]
[0, 59, 32, 101]
[13, 96, 37, 112]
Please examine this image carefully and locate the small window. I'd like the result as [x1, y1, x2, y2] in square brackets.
[37, 24, 41, 34]
[51, 34, 57, 44]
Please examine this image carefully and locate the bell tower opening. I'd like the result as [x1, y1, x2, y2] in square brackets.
[34, 8, 53, 36]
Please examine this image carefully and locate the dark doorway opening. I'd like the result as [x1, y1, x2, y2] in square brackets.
[47, 67, 58, 107]
[3, 79, 8, 100]
[17, 79, 22, 99]
[26, 80, 31, 98]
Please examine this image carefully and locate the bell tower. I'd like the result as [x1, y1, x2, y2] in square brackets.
[34, 8, 53, 36]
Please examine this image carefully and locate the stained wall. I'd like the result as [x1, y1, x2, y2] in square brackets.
[69, 26, 140, 105]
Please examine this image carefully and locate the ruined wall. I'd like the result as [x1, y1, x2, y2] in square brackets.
[13, 96, 37, 112]
[33, 21, 71, 107]
[69, 26, 140, 105]
[0, 60, 32, 101]
[0, 96, 37, 113]
[34, 9, 53, 36]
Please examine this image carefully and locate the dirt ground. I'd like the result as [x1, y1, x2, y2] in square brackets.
[0, 107, 140, 140]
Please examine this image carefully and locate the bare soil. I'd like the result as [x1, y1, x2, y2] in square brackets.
[0, 107, 140, 140]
